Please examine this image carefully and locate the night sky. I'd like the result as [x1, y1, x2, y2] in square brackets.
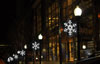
[0, 0, 16, 43]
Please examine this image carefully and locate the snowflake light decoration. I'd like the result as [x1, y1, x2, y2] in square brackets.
[64, 20, 77, 36]
[13, 54, 18, 59]
[20, 50, 25, 56]
[32, 41, 40, 50]
[7, 57, 14, 62]
[17, 50, 25, 56]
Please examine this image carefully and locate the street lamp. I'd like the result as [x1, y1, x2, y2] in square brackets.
[38, 34, 43, 40]
[31, 41, 40, 64]
[24, 44, 28, 64]
[74, 6, 82, 16]
[24, 44, 27, 50]
[38, 34, 43, 64]
[82, 45, 86, 50]
[74, 6, 82, 61]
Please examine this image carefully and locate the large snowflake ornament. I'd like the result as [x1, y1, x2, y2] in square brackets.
[64, 20, 77, 36]
[32, 41, 40, 50]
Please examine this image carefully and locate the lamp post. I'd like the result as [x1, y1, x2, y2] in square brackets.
[74, 6, 82, 61]
[24, 44, 27, 64]
[63, 19, 77, 62]
[38, 34, 43, 64]
[32, 41, 40, 64]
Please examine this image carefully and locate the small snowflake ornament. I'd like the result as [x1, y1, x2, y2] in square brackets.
[7, 58, 10, 62]
[13, 54, 18, 59]
[20, 50, 25, 56]
[64, 20, 77, 36]
[32, 41, 40, 50]
[7, 57, 14, 62]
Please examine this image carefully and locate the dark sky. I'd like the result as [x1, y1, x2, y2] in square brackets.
[0, 0, 34, 43]
[0, 0, 16, 42]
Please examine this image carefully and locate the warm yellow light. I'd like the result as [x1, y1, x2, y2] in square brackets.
[49, 22, 51, 25]
[52, 20, 54, 23]
[69, 43, 74, 61]
[53, 17, 58, 19]
[0, 45, 8, 46]
[43, 48, 46, 52]
[69, 38, 73, 42]
[49, 18, 51, 20]
[98, 13, 100, 18]
[49, 57, 52, 61]
[49, 17, 58, 20]
[74, 6, 82, 16]
[53, 43, 55, 47]
[49, 43, 52, 47]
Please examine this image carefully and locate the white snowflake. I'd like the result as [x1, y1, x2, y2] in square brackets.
[7, 58, 10, 62]
[64, 20, 77, 36]
[20, 50, 25, 56]
[13, 54, 18, 59]
[7, 57, 14, 62]
[32, 41, 40, 50]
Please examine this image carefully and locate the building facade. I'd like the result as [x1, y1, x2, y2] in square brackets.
[5, 0, 99, 64]
[32, 0, 100, 63]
